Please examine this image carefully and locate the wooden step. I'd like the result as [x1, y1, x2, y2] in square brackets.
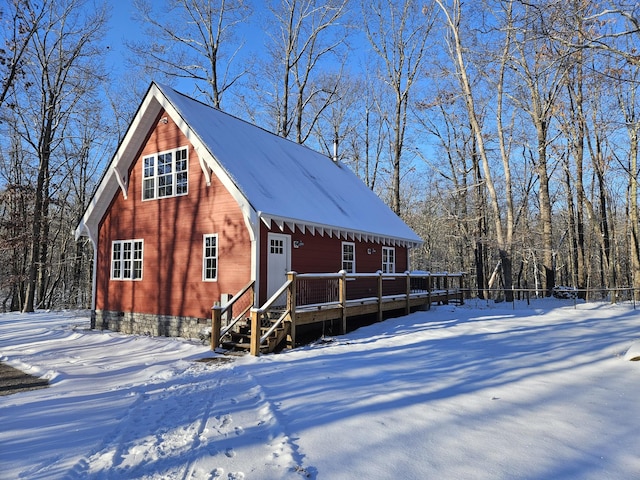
[221, 316, 290, 354]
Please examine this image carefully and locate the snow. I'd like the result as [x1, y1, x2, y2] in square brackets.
[1, 300, 639, 479]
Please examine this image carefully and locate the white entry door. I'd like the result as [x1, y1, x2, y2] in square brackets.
[267, 233, 291, 304]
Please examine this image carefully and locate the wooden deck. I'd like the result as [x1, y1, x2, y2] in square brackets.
[212, 271, 464, 356]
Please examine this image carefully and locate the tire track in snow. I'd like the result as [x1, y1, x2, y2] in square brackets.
[58, 359, 308, 480]
[60, 362, 225, 480]
[242, 367, 316, 479]
[186, 363, 303, 479]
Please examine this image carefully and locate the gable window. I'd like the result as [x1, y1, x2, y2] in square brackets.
[111, 240, 143, 280]
[342, 241, 355, 273]
[142, 146, 188, 200]
[203, 234, 218, 281]
[382, 246, 396, 274]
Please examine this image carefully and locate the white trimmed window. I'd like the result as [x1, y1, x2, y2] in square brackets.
[382, 246, 396, 274]
[111, 240, 143, 280]
[142, 146, 188, 200]
[203, 234, 218, 281]
[342, 241, 355, 273]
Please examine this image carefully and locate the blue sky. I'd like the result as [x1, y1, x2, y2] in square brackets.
[103, 1, 268, 83]
[103, 1, 140, 73]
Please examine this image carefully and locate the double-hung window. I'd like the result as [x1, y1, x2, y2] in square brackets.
[382, 246, 396, 274]
[142, 147, 188, 200]
[111, 240, 143, 280]
[203, 234, 218, 281]
[342, 242, 355, 273]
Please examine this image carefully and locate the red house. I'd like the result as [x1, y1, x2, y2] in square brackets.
[76, 82, 422, 342]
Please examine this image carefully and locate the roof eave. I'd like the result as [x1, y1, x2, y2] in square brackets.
[259, 212, 423, 248]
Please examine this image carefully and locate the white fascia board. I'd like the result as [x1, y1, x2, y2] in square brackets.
[259, 213, 423, 248]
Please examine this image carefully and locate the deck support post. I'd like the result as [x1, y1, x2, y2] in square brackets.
[287, 271, 297, 348]
[249, 308, 261, 356]
[211, 304, 222, 350]
[339, 270, 347, 334]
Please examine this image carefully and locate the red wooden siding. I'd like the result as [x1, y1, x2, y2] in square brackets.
[96, 110, 251, 320]
[258, 223, 408, 303]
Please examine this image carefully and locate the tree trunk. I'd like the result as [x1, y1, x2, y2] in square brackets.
[563, 161, 580, 289]
[23, 155, 47, 312]
[537, 136, 554, 295]
[436, 0, 514, 301]
[629, 127, 640, 297]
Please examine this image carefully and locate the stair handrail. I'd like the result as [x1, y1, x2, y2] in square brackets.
[258, 278, 293, 313]
[260, 308, 290, 344]
[220, 302, 252, 337]
[250, 278, 294, 355]
[211, 280, 255, 349]
[217, 280, 255, 315]
[220, 280, 255, 335]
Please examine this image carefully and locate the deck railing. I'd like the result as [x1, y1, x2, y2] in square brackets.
[293, 270, 463, 304]
[212, 271, 464, 355]
[254, 270, 463, 355]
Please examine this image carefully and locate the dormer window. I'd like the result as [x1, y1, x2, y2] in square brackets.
[142, 147, 188, 200]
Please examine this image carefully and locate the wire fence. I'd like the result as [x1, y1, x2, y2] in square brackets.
[461, 286, 640, 310]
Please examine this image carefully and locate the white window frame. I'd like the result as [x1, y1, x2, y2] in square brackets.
[382, 246, 396, 274]
[111, 239, 143, 280]
[142, 146, 189, 200]
[342, 241, 356, 273]
[203, 234, 218, 281]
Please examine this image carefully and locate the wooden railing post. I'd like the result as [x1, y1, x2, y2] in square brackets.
[444, 273, 449, 305]
[377, 270, 383, 322]
[287, 271, 297, 349]
[339, 270, 347, 334]
[427, 273, 432, 310]
[405, 271, 411, 315]
[211, 304, 222, 350]
[249, 308, 261, 356]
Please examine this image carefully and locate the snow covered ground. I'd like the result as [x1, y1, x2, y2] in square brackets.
[1, 299, 639, 479]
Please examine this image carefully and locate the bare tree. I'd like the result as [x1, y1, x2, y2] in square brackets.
[0, 123, 31, 311]
[362, 0, 435, 215]
[416, 83, 491, 296]
[262, 0, 349, 143]
[312, 73, 387, 190]
[0, 0, 48, 108]
[548, 2, 640, 66]
[8, 0, 108, 312]
[555, 0, 602, 294]
[434, 0, 518, 300]
[129, 0, 252, 109]
[357, 75, 390, 190]
[507, 1, 575, 295]
[616, 65, 640, 294]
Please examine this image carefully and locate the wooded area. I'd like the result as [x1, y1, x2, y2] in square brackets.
[1, 0, 639, 312]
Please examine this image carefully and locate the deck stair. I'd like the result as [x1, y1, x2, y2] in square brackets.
[221, 309, 289, 353]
